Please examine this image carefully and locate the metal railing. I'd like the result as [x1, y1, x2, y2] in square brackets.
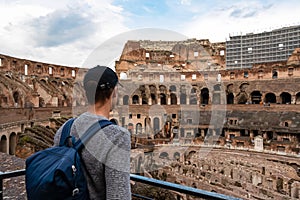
[0, 169, 241, 200]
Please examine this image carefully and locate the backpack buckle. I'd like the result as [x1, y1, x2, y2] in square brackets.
[72, 188, 79, 196]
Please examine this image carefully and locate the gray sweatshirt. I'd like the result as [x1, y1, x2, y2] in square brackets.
[54, 112, 131, 200]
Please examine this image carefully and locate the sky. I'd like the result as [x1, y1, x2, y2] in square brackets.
[0, 0, 300, 67]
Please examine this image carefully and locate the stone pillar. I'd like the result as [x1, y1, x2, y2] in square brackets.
[291, 94, 296, 104]
[167, 95, 171, 105]
[157, 93, 161, 105]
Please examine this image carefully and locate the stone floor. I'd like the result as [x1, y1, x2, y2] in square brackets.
[0, 153, 26, 200]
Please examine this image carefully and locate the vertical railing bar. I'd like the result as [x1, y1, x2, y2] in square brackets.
[0, 172, 3, 200]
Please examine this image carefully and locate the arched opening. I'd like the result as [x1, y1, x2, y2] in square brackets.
[151, 94, 157, 104]
[201, 88, 209, 105]
[110, 118, 118, 125]
[174, 152, 180, 160]
[190, 87, 197, 105]
[128, 123, 134, 134]
[186, 150, 196, 160]
[9, 132, 17, 155]
[132, 95, 139, 104]
[265, 93, 276, 103]
[272, 70, 278, 79]
[296, 92, 300, 104]
[280, 92, 291, 104]
[160, 93, 167, 105]
[144, 117, 151, 133]
[227, 93, 234, 104]
[136, 123, 142, 134]
[153, 117, 160, 134]
[123, 95, 129, 105]
[142, 95, 148, 105]
[0, 135, 7, 153]
[149, 85, 157, 104]
[51, 80, 58, 86]
[213, 84, 221, 91]
[191, 88, 197, 94]
[170, 85, 176, 92]
[13, 91, 20, 106]
[212, 93, 220, 104]
[170, 93, 177, 105]
[251, 91, 262, 104]
[180, 93, 187, 105]
[159, 152, 169, 159]
[190, 96, 197, 105]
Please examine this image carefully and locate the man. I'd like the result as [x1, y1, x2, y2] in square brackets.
[54, 65, 131, 199]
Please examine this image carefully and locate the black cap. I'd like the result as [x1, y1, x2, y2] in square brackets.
[83, 65, 119, 90]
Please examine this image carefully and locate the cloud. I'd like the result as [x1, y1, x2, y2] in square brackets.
[182, 0, 300, 42]
[0, 0, 128, 66]
[29, 9, 96, 47]
[229, 2, 273, 18]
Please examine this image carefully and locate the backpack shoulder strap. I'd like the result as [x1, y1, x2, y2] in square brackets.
[59, 118, 76, 147]
[74, 119, 113, 151]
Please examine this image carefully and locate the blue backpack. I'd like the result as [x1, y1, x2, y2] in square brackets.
[25, 118, 112, 200]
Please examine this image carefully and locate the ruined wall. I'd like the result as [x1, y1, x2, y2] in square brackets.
[0, 54, 80, 108]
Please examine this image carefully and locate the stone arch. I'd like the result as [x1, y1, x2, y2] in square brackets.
[12, 91, 22, 107]
[153, 117, 160, 134]
[149, 85, 157, 105]
[227, 93, 234, 104]
[110, 118, 118, 125]
[132, 95, 139, 104]
[123, 95, 129, 105]
[169, 85, 176, 92]
[191, 87, 197, 94]
[51, 80, 58, 86]
[173, 126, 179, 139]
[280, 92, 291, 104]
[239, 82, 249, 92]
[40, 78, 47, 84]
[296, 92, 300, 104]
[213, 84, 221, 91]
[190, 87, 198, 105]
[170, 93, 177, 105]
[265, 93, 276, 103]
[272, 69, 278, 79]
[174, 152, 180, 160]
[144, 117, 151, 132]
[159, 152, 169, 159]
[136, 123, 142, 134]
[9, 132, 17, 155]
[251, 90, 262, 104]
[201, 88, 209, 105]
[139, 85, 148, 105]
[186, 150, 196, 160]
[160, 93, 167, 105]
[128, 123, 134, 134]
[0, 135, 7, 153]
[180, 93, 187, 104]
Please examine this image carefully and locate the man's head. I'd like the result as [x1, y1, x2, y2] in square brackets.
[83, 65, 119, 105]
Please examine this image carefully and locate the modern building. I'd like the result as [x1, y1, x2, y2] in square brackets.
[226, 24, 300, 69]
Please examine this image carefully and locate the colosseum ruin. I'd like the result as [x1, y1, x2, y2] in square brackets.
[1, 29, 300, 199]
